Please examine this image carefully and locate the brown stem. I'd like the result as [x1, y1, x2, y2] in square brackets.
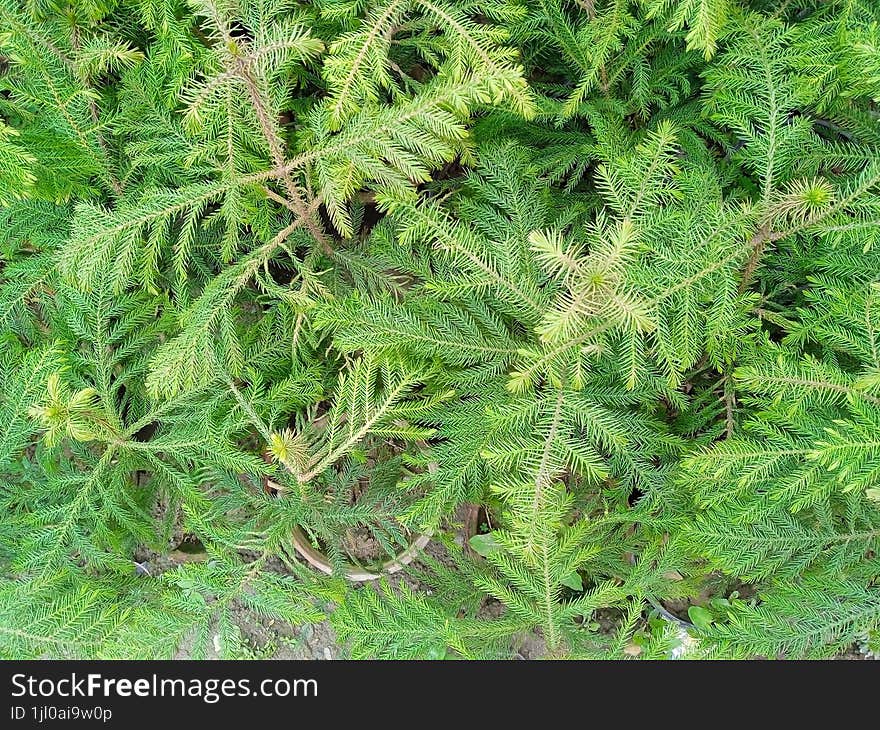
[599, 65, 610, 95]
[235, 58, 332, 254]
[737, 223, 783, 294]
[574, 0, 597, 18]
[723, 371, 736, 439]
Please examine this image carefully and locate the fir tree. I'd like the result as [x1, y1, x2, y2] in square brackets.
[1, 0, 880, 660]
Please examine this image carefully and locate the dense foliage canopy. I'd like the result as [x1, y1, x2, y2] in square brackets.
[1, 0, 879, 659]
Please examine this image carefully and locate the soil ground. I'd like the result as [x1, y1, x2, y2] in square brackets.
[135, 502, 876, 661]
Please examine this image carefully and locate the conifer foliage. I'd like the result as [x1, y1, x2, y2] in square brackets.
[1, 0, 879, 659]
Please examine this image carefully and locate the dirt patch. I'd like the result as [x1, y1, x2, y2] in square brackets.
[233, 607, 340, 660]
[342, 527, 383, 563]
